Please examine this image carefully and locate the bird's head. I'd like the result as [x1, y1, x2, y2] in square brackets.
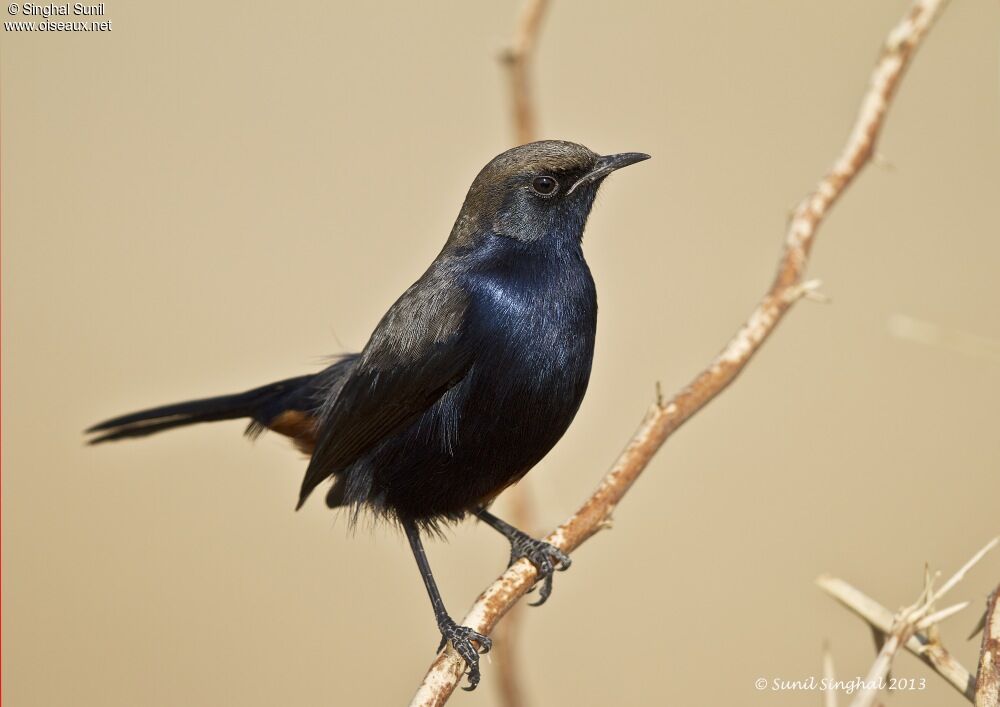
[451, 140, 650, 246]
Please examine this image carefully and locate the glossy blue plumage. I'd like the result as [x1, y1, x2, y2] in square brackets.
[331, 229, 598, 525]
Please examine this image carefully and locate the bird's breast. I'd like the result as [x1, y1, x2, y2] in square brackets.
[466, 260, 597, 392]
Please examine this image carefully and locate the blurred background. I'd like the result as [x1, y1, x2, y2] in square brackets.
[3, 1, 999, 705]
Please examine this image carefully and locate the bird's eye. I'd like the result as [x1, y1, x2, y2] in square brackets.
[530, 175, 559, 196]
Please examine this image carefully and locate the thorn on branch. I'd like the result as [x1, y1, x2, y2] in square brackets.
[818, 537, 998, 706]
[784, 278, 830, 304]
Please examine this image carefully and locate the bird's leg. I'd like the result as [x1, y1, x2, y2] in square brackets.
[474, 508, 571, 607]
[403, 520, 491, 691]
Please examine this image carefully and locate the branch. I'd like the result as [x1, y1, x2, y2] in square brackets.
[500, 0, 549, 146]
[492, 4, 551, 706]
[843, 539, 996, 707]
[816, 575, 976, 701]
[490, 484, 536, 707]
[820, 539, 998, 705]
[409, 0, 950, 703]
[888, 314, 1000, 363]
[976, 585, 1000, 707]
[823, 642, 839, 707]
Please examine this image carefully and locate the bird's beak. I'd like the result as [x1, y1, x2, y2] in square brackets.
[567, 152, 651, 195]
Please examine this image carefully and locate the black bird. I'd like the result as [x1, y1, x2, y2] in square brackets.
[87, 140, 649, 689]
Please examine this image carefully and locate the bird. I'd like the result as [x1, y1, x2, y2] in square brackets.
[86, 140, 650, 689]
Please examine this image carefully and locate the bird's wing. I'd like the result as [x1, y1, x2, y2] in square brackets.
[297, 272, 474, 507]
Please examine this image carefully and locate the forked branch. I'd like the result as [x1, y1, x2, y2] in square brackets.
[817, 537, 998, 706]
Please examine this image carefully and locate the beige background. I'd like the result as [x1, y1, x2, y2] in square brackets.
[3, 2, 999, 705]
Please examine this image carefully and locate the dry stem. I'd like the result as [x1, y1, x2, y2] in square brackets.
[818, 539, 997, 707]
[823, 642, 839, 707]
[818, 574, 974, 699]
[844, 539, 996, 707]
[976, 585, 1000, 707]
[491, 3, 552, 706]
[501, 0, 549, 146]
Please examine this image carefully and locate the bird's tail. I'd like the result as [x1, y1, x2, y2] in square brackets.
[85, 375, 315, 444]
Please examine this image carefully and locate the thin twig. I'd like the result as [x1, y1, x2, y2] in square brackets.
[845, 539, 996, 707]
[409, 1, 950, 703]
[491, 3, 552, 706]
[939, 539, 999, 600]
[491, 586, 529, 707]
[501, 0, 549, 146]
[490, 489, 535, 707]
[976, 585, 1000, 707]
[817, 575, 976, 701]
[888, 314, 1000, 363]
[851, 628, 915, 707]
[823, 642, 839, 707]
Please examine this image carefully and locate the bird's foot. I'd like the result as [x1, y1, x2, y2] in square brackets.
[436, 615, 492, 691]
[508, 534, 572, 607]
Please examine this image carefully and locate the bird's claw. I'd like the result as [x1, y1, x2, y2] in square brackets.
[508, 536, 572, 607]
[436, 617, 491, 691]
